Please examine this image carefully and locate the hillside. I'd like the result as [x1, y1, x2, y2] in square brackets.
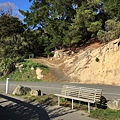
[36, 38, 120, 86]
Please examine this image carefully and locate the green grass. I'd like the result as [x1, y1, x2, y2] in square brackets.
[91, 108, 120, 120]
[22, 94, 58, 106]
[0, 59, 49, 82]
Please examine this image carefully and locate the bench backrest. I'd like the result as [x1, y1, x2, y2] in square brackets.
[61, 85, 102, 102]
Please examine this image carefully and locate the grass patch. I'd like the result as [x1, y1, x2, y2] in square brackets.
[1, 59, 49, 82]
[22, 94, 58, 106]
[91, 108, 120, 120]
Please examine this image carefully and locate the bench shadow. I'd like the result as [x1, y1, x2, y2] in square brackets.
[0, 94, 77, 120]
[97, 95, 108, 109]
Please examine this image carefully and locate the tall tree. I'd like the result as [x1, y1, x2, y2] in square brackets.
[20, 0, 76, 55]
[20, 0, 120, 56]
[67, 1, 102, 46]
[0, 14, 24, 75]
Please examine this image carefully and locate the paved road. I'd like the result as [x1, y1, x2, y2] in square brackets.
[0, 81, 120, 100]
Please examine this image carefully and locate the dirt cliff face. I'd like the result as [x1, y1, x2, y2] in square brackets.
[62, 39, 120, 85]
[36, 39, 120, 85]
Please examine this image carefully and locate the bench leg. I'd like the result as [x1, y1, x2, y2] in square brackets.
[95, 102, 97, 108]
[94, 102, 98, 110]
[72, 99, 74, 109]
[58, 96, 60, 106]
[88, 102, 90, 113]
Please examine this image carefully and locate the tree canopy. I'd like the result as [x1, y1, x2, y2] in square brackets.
[0, 12, 24, 76]
[19, 0, 120, 57]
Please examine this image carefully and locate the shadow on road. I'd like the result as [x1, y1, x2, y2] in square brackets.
[0, 94, 50, 120]
[0, 94, 77, 120]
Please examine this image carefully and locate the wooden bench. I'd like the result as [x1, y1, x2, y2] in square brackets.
[54, 85, 102, 113]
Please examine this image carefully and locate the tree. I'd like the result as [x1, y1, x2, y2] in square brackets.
[66, 1, 102, 46]
[20, 0, 120, 56]
[0, 14, 24, 76]
[22, 28, 45, 57]
[19, 0, 75, 55]
[97, 18, 120, 43]
[103, 0, 120, 20]
[96, 0, 120, 43]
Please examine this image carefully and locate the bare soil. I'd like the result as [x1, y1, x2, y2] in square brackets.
[34, 42, 101, 82]
[34, 58, 72, 82]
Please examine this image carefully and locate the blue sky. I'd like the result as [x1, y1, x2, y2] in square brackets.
[0, 0, 32, 11]
[0, 0, 32, 21]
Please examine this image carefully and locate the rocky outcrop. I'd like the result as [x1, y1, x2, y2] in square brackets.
[12, 85, 31, 95]
[61, 38, 120, 85]
[107, 99, 120, 110]
[53, 50, 63, 59]
[36, 67, 43, 79]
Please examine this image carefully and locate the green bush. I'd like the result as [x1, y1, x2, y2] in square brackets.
[95, 57, 99, 62]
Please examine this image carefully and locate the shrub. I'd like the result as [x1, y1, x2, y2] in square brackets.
[95, 57, 99, 62]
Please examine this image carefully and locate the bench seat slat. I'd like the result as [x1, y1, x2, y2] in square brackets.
[54, 94, 95, 103]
